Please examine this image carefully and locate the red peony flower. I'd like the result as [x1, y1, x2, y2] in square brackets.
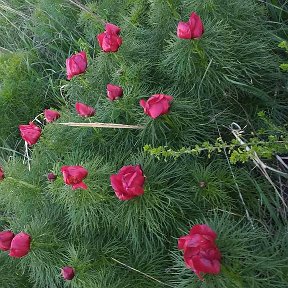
[19, 122, 41, 146]
[140, 94, 173, 119]
[106, 84, 123, 101]
[61, 165, 88, 190]
[110, 165, 145, 200]
[0, 231, 14, 251]
[9, 232, 31, 258]
[75, 102, 95, 117]
[47, 172, 57, 182]
[66, 51, 88, 80]
[177, 12, 204, 39]
[61, 266, 75, 280]
[178, 224, 221, 280]
[0, 167, 4, 181]
[44, 109, 61, 123]
[97, 23, 122, 52]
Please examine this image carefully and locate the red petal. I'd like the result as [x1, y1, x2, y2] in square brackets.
[9, 232, 31, 258]
[189, 224, 217, 240]
[118, 165, 137, 175]
[107, 84, 123, 100]
[97, 32, 105, 48]
[147, 102, 165, 119]
[177, 21, 192, 39]
[44, 109, 60, 123]
[72, 182, 88, 190]
[163, 95, 173, 102]
[193, 255, 221, 275]
[139, 99, 146, 109]
[73, 52, 87, 72]
[189, 12, 204, 39]
[126, 186, 144, 197]
[0, 231, 14, 251]
[105, 23, 121, 34]
[110, 174, 125, 194]
[75, 102, 95, 117]
[61, 166, 88, 186]
[61, 266, 75, 280]
[178, 235, 191, 250]
[19, 123, 41, 145]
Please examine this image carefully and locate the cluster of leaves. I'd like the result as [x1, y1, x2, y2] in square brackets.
[0, 51, 53, 147]
[279, 41, 288, 71]
[0, 0, 288, 287]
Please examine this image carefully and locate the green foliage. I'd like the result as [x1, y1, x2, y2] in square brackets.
[279, 40, 288, 71]
[0, 51, 52, 146]
[144, 135, 288, 164]
[144, 111, 288, 166]
[266, 0, 288, 23]
[0, 254, 30, 288]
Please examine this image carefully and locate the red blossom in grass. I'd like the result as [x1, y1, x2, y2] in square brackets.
[106, 84, 123, 101]
[44, 109, 61, 123]
[61, 266, 75, 280]
[75, 102, 95, 117]
[110, 165, 145, 200]
[9, 232, 31, 258]
[66, 51, 88, 80]
[97, 23, 122, 52]
[177, 12, 204, 39]
[140, 94, 173, 119]
[0, 231, 14, 251]
[178, 224, 221, 280]
[19, 122, 41, 146]
[61, 165, 88, 190]
[0, 167, 4, 181]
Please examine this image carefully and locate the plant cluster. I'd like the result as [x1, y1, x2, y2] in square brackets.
[144, 112, 288, 165]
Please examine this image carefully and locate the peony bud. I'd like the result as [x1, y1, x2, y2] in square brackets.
[178, 224, 221, 280]
[97, 32, 123, 53]
[106, 84, 123, 101]
[110, 165, 145, 200]
[47, 172, 57, 182]
[9, 232, 31, 258]
[0, 230, 14, 251]
[61, 165, 88, 190]
[177, 21, 192, 39]
[105, 23, 121, 35]
[97, 23, 122, 53]
[177, 12, 204, 40]
[75, 102, 95, 117]
[19, 122, 41, 146]
[140, 94, 173, 119]
[44, 109, 61, 123]
[189, 12, 204, 39]
[66, 51, 88, 80]
[61, 266, 75, 280]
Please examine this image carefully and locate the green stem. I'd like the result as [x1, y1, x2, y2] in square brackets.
[6, 177, 40, 190]
[32, 242, 60, 249]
